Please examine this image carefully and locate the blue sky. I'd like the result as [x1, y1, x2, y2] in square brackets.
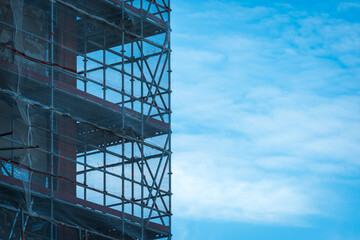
[170, 0, 360, 239]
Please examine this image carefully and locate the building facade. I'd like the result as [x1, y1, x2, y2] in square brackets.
[0, 0, 171, 239]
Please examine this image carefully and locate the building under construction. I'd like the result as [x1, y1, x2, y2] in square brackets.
[0, 0, 171, 239]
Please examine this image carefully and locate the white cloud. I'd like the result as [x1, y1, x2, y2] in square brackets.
[172, 138, 324, 225]
[172, 0, 360, 226]
[338, 2, 360, 11]
[171, 88, 360, 225]
[187, 4, 275, 23]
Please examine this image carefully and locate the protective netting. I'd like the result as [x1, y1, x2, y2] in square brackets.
[0, 0, 171, 239]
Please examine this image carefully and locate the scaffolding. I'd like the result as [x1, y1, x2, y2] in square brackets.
[0, 0, 171, 239]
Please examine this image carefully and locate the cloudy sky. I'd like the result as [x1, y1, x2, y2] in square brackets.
[170, 0, 360, 239]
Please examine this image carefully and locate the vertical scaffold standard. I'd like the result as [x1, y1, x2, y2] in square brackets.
[0, 0, 172, 239]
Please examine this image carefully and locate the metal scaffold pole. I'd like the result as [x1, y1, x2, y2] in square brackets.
[50, 0, 55, 239]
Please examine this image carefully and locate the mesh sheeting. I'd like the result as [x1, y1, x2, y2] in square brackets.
[0, 0, 171, 239]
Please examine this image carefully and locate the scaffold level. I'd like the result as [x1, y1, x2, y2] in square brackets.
[0, 0, 172, 239]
